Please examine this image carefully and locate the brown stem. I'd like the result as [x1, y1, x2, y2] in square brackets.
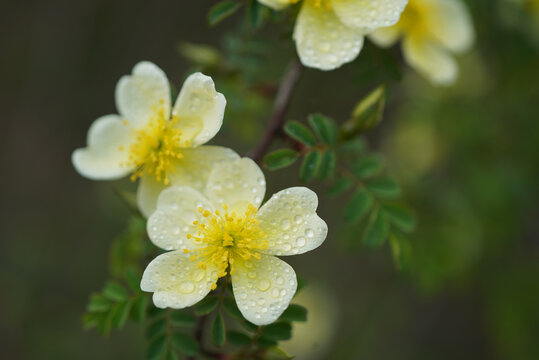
[247, 58, 303, 163]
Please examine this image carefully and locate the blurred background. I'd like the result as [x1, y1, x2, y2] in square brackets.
[1, 0, 538, 359]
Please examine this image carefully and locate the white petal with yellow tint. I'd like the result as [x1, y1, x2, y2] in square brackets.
[232, 255, 297, 325]
[257, 187, 328, 256]
[293, 1, 364, 71]
[331, 0, 408, 31]
[258, 0, 296, 10]
[115, 61, 171, 129]
[172, 72, 226, 147]
[141, 250, 219, 309]
[369, 25, 402, 47]
[205, 158, 266, 209]
[137, 146, 240, 218]
[423, 0, 474, 53]
[402, 36, 458, 85]
[72, 114, 134, 179]
[147, 186, 214, 251]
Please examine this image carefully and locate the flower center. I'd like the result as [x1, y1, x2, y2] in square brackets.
[119, 100, 187, 185]
[185, 204, 267, 289]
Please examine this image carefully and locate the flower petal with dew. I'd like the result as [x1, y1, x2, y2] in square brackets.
[72, 61, 237, 216]
[369, 0, 474, 85]
[142, 158, 328, 325]
[258, 0, 408, 71]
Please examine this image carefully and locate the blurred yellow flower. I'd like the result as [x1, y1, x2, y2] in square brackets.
[72, 62, 238, 217]
[370, 0, 474, 85]
[141, 158, 328, 325]
[258, 0, 408, 70]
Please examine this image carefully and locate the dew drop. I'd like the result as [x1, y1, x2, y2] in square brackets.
[257, 279, 271, 291]
[179, 282, 195, 294]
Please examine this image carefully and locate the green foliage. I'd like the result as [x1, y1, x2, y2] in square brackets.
[299, 150, 321, 182]
[194, 295, 219, 315]
[309, 113, 339, 145]
[208, 1, 242, 26]
[264, 149, 299, 170]
[211, 311, 226, 346]
[284, 121, 317, 147]
[279, 304, 308, 322]
[261, 322, 292, 341]
[342, 85, 386, 139]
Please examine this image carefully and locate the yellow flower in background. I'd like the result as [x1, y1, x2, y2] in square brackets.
[141, 158, 328, 325]
[370, 0, 475, 85]
[258, 0, 409, 70]
[72, 62, 238, 217]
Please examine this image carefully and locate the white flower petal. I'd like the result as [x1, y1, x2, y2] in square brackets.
[402, 36, 458, 85]
[205, 158, 266, 209]
[141, 250, 219, 309]
[232, 255, 297, 325]
[137, 146, 239, 218]
[257, 187, 328, 256]
[147, 186, 214, 251]
[72, 114, 133, 179]
[137, 173, 167, 218]
[331, 0, 408, 31]
[422, 0, 474, 53]
[257, 0, 295, 10]
[293, 1, 364, 71]
[115, 61, 171, 129]
[369, 25, 402, 47]
[172, 72, 226, 147]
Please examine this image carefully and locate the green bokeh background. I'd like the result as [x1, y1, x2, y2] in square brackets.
[1, 0, 538, 359]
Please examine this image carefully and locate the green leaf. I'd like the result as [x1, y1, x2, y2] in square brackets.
[382, 203, 416, 233]
[146, 318, 167, 340]
[148, 306, 167, 319]
[284, 121, 317, 147]
[103, 282, 128, 302]
[344, 188, 374, 222]
[124, 268, 141, 293]
[130, 294, 149, 322]
[342, 85, 386, 138]
[265, 346, 294, 360]
[171, 311, 196, 327]
[300, 150, 321, 182]
[308, 114, 338, 145]
[111, 300, 132, 329]
[194, 296, 219, 315]
[256, 337, 278, 348]
[248, 0, 264, 28]
[296, 276, 307, 294]
[279, 304, 307, 322]
[318, 150, 337, 180]
[223, 297, 243, 320]
[389, 233, 412, 270]
[261, 322, 292, 341]
[352, 156, 384, 179]
[147, 334, 167, 360]
[364, 210, 390, 247]
[243, 320, 259, 332]
[165, 349, 179, 360]
[327, 177, 354, 196]
[212, 312, 226, 347]
[208, 1, 241, 26]
[227, 330, 251, 346]
[82, 312, 100, 330]
[87, 294, 112, 313]
[367, 178, 401, 199]
[264, 149, 299, 170]
[172, 332, 199, 356]
[177, 42, 220, 68]
[97, 310, 113, 335]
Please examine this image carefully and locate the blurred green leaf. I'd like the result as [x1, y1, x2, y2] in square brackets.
[364, 209, 390, 247]
[131, 294, 149, 322]
[300, 150, 321, 182]
[265, 346, 294, 360]
[212, 312, 226, 346]
[367, 177, 401, 199]
[328, 177, 354, 196]
[172, 332, 199, 355]
[248, 0, 265, 28]
[177, 42, 220, 68]
[352, 156, 384, 179]
[345, 188, 374, 222]
[389, 233, 412, 270]
[261, 322, 292, 341]
[103, 282, 128, 302]
[279, 304, 307, 322]
[165, 350, 179, 360]
[318, 150, 337, 180]
[256, 337, 278, 348]
[227, 330, 251, 346]
[223, 297, 243, 320]
[208, 1, 241, 26]
[147, 334, 167, 360]
[194, 296, 219, 315]
[342, 85, 386, 138]
[284, 121, 317, 147]
[111, 300, 132, 329]
[264, 149, 299, 170]
[243, 320, 259, 332]
[383, 203, 416, 233]
[87, 294, 112, 313]
[82, 313, 100, 330]
[171, 311, 196, 327]
[146, 318, 167, 340]
[308, 113, 338, 145]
